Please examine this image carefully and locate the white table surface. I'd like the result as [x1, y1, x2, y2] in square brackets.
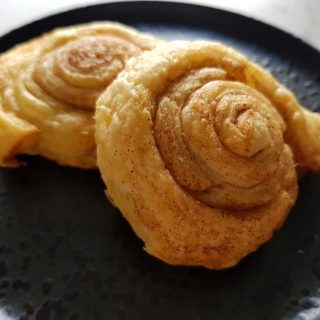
[1, 0, 320, 50]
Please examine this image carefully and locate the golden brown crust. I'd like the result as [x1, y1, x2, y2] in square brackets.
[96, 41, 301, 269]
[0, 22, 162, 168]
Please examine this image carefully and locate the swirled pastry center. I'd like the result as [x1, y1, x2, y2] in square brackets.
[68, 40, 114, 70]
[33, 36, 143, 110]
[214, 93, 273, 157]
[155, 68, 287, 210]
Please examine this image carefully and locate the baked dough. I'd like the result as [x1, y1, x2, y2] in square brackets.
[95, 41, 310, 269]
[0, 22, 161, 167]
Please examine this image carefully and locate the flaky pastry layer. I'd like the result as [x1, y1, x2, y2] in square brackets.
[0, 22, 161, 167]
[95, 41, 310, 269]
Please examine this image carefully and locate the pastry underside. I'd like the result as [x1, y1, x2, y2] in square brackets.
[0, 22, 161, 168]
[95, 41, 320, 269]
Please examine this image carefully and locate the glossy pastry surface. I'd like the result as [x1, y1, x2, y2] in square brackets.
[95, 41, 306, 269]
[0, 22, 161, 167]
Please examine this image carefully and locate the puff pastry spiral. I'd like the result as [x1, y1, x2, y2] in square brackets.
[95, 41, 314, 269]
[0, 22, 161, 167]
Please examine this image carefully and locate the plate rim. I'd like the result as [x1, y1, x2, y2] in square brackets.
[0, 0, 319, 58]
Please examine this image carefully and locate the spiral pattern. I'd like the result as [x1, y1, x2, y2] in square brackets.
[0, 22, 161, 167]
[154, 68, 288, 210]
[34, 35, 143, 110]
[96, 41, 299, 269]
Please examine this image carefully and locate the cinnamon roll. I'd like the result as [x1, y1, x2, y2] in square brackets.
[0, 22, 161, 167]
[95, 41, 312, 269]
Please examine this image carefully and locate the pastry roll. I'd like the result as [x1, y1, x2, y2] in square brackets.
[0, 22, 161, 167]
[95, 41, 317, 269]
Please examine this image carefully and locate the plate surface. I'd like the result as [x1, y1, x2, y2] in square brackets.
[0, 2, 320, 320]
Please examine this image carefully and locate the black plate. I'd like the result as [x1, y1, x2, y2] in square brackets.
[1, 2, 320, 320]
